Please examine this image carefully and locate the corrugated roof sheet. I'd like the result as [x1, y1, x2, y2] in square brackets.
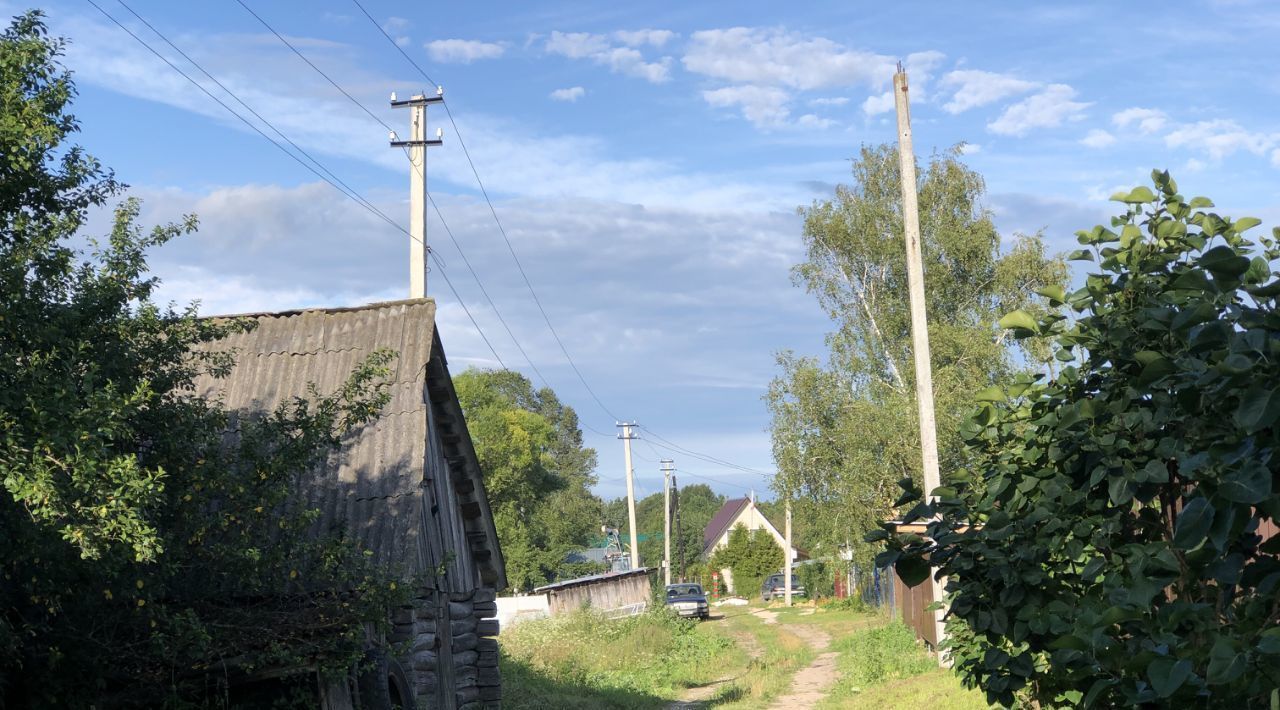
[192, 299, 436, 574]
[533, 568, 652, 593]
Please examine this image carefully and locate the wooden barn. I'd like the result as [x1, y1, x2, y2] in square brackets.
[194, 297, 505, 709]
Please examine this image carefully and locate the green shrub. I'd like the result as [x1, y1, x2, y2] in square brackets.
[828, 622, 938, 693]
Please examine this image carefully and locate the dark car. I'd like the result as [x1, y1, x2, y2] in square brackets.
[664, 583, 710, 619]
[760, 573, 805, 602]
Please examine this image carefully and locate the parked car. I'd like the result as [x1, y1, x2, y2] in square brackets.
[664, 583, 710, 619]
[760, 573, 805, 602]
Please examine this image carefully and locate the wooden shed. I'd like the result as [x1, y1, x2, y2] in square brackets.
[195, 298, 505, 709]
[534, 569, 654, 618]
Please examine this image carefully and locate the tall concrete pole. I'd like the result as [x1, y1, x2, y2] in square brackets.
[893, 65, 948, 659]
[389, 89, 442, 298]
[408, 100, 425, 298]
[661, 459, 674, 586]
[784, 502, 793, 607]
[617, 422, 640, 570]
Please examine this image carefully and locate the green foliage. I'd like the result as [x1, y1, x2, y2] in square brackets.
[768, 145, 1067, 562]
[605, 483, 724, 577]
[829, 622, 940, 689]
[499, 607, 734, 707]
[881, 171, 1280, 707]
[454, 369, 601, 591]
[710, 524, 783, 595]
[796, 560, 836, 599]
[0, 14, 408, 706]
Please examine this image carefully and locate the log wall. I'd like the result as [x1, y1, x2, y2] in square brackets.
[389, 586, 501, 709]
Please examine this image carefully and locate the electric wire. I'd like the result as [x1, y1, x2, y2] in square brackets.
[350, 0, 622, 424]
[87, 0, 506, 369]
[233, 0, 395, 133]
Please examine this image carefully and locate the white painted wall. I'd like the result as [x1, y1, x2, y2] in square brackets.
[494, 594, 550, 633]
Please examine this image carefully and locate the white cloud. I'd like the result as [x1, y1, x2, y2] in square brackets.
[1184, 158, 1207, 173]
[795, 114, 836, 130]
[682, 27, 895, 90]
[1112, 107, 1168, 134]
[1273, 148, 1280, 167]
[1164, 119, 1278, 160]
[1080, 129, 1117, 148]
[545, 31, 672, 83]
[939, 70, 1038, 114]
[809, 97, 849, 107]
[425, 38, 506, 63]
[550, 86, 586, 102]
[614, 29, 676, 48]
[703, 85, 791, 128]
[382, 17, 410, 47]
[959, 142, 981, 155]
[902, 50, 947, 102]
[862, 91, 894, 116]
[987, 84, 1090, 136]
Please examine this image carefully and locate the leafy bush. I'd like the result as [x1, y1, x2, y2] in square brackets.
[797, 560, 836, 599]
[710, 523, 784, 596]
[879, 171, 1280, 707]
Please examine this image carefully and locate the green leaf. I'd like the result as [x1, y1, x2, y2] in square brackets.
[1219, 460, 1271, 505]
[1068, 249, 1095, 261]
[1111, 186, 1157, 204]
[1234, 217, 1262, 233]
[1148, 657, 1193, 698]
[1172, 497, 1214, 550]
[1199, 245, 1251, 277]
[1244, 257, 1271, 285]
[1188, 196, 1214, 209]
[1083, 678, 1116, 707]
[1206, 639, 1246, 685]
[1108, 475, 1133, 505]
[999, 310, 1039, 332]
[1259, 627, 1280, 654]
[1235, 387, 1280, 433]
[975, 386, 1004, 402]
[863, 528, 889, 543]
[1036, 285, 1066, 304]
[894, 554, 930, 588]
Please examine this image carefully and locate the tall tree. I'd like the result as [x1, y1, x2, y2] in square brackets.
[454, 369, 602, 591]
[768, 145, 1067, 561]
[0, 14, 404, 706]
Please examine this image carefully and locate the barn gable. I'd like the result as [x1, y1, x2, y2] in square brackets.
[193, 297, 504, 708]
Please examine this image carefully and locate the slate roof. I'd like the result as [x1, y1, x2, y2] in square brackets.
[191, 298, 505, 588]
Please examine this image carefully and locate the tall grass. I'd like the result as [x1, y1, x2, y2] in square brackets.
[499, 608, 737, 708]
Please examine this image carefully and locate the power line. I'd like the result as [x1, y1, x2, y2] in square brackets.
[88, 0, 506, 369]
[233, 0, 394, 133]
[351, 0, 621, 424]
[640, 425, 774, 476]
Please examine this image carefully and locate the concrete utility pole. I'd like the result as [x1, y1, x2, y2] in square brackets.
[390, 88, 443, 298]
[661, 459, 674, 586]
[673, 475, 684, 581]
[617, 422, 640, 570]
[784, 502, 793, 607]
[893, 64, 948, 659]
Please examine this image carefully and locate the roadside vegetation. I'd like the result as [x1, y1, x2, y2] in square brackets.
[499, 608, 741, 708]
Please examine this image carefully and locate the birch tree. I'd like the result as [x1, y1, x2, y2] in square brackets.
[768, 145, 1067, 560]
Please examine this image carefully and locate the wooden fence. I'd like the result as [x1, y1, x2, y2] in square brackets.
[534, 568, 654, 618]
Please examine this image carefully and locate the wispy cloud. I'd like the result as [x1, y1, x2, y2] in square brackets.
[545, 30, 673, 83]
[425, 38, 505, 63]
[550, 86, 586, 102]
[1080, 128, 1116, 148]
[988, 84, 1090, 136]
[939, 69, 1038, 114]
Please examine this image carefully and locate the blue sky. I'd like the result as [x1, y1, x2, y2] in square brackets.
[25, 0, 1280, 500]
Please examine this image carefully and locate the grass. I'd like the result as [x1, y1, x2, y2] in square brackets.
[498, 607, 745, 709]
[817, 621, 991, 710]
[703, 607, 815, 707]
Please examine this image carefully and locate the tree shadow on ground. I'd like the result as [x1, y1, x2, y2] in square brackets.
[500, 654, 671, 709]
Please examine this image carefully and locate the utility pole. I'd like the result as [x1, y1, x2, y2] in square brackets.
[661, 459, 674, 586]
[893, 64, 948, 659]
[389, 88, 443, 298]
[673, 475, 684, 581]
[617, 422, 640, 570]
[784, 502, 793, 607]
